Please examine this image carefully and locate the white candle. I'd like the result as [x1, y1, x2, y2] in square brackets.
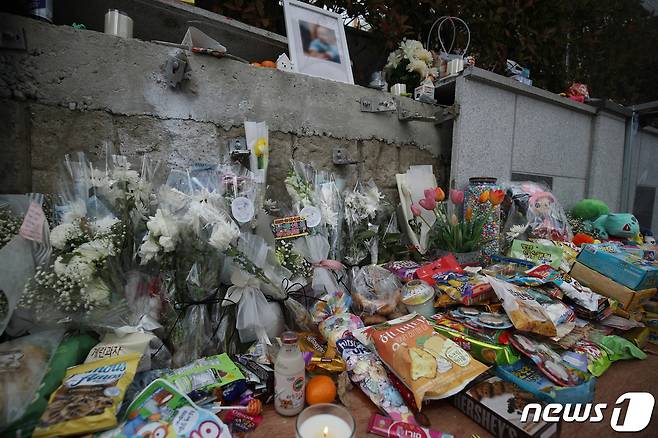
[297, 414, 353, 438]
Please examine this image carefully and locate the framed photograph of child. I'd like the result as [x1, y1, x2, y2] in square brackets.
[283, 0, 354, 84]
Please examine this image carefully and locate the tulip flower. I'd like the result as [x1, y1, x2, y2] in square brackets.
[478, 191, 490, 203]
[450, 189, 464, 205]
[411, 204, 421, 217]
[490, 189, 505, 206]
[465, 206, 473, 221]
[435, 187, 446, 202]
[419, 197, 436, 210]
[451, 213, 458, 225]
[423, 189, 435, 200]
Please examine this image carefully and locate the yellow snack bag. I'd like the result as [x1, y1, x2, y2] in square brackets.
[33, 352, 141, 437]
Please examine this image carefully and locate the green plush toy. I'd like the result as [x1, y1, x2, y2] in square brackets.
[571, 199, 610, 220]
[592, 213, 640, 240]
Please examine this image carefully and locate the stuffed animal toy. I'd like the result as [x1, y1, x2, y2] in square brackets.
[571, 199, 609, 220]
[592, 213, 640, 241]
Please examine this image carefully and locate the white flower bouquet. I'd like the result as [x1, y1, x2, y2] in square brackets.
[343, 180, 386, 266]
[384, 39, 438, 91]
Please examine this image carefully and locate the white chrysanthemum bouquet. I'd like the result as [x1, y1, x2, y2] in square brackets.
[343, 180, 386, 266]
[384, 39, 438, 91]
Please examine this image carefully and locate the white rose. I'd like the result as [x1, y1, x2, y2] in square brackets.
[50, 223, 76, 250]
[208, 220, 239, 252]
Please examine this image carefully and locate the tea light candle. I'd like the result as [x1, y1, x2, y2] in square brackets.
[296, 404, 355, 438]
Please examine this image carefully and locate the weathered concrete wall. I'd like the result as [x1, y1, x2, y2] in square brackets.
[635, 128, 658, 230]
[0, 13, 447, 203]
[450, 68, 627, 211]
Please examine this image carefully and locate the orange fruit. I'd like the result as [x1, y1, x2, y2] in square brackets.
[261, 60, 276, 68]
[305, 375, 337, 405]
[250, 62, 262, 67]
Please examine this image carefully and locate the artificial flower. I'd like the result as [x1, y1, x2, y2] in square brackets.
[435, 187, 446, 202]
[490, 189, 505, 206]
[411, 204, 421, 217]
[478, 191, 490, 203]
[450, 189, 464, 205]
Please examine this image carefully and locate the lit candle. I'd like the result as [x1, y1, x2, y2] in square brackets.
[296, 403, 355, 438]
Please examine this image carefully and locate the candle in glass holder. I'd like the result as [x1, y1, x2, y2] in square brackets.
[296, 404, 355, 438]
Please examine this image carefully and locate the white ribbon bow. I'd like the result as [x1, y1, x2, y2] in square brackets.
[294, 234, 342, 295]
[223, 269, 272, 345]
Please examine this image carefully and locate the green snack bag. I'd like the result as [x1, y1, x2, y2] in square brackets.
[596, 335, 647, 361]
[164, 353, 244, 394]
[4, 332, 97, 437]
[510, 239, 563, 269]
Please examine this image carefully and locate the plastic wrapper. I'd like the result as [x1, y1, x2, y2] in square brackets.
[310, 290, 352, 325]
[526, 264, 605, 312]
[164, 353, 244, 394]
[355, 314, 488, 408]
[383, 260, 421, 283]
[343, 180, 385, 266]
[245, 121, 269, 218]
[433, 272, 495, 305]
[217, 163, 260, 228]
[509, 333, 590, 386]
[298, 332, 345, 373]
[294, 234, 342, 295]
[34, 352, 141, 437]
[351, 265, 403, 318]
[496, 359, 595, 404]
[431, 316, 519, 365]
[509, 239, 563, 268]
[502, 182, 572, 245]
[0, 330, 65, 431]
[319, 313, 364, 348]
[368, 413, 454, 438]
[100, 378, 230, 438]
[486, 276, 575, 338]
[336, 335, 414, 423]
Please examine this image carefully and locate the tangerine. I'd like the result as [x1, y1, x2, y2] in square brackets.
[305, 375, 337, 405]
[261, 60, 276, 68]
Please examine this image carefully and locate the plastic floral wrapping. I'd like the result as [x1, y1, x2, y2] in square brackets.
[343, 180, 386, 266]
[293, 234, 342, 296]
[502, 181, 572, 249]
[18, 151, 164, 328]
[217, 163, 260, 229]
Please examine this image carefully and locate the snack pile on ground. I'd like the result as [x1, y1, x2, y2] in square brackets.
[1, 151, 656, 437]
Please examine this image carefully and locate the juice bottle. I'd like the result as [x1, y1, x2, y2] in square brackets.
[274, 331, 305, 416]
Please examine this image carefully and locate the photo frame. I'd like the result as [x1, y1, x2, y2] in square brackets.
[283, 0, 354, 84]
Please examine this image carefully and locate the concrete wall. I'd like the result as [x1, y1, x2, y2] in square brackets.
[0, 13, 448, 204]
[449, 68, 627, 211]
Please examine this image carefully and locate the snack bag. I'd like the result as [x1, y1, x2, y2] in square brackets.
[164, 353, 244, 394]
[355, 314, 488, 407]
[351, 265, 402, 317]
[319, 312, 364, 348]
[34, 353, 141, 437]
[100, 379, 230, 438]
[335, 335, 414, 422]
[510, 240, 563, 268]
[486, 276, 575, 338]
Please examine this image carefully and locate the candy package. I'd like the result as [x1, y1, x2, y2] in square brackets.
[164, 353, 244, 395]
[0, 330, 65, 431]
[336, 335, 414, 423]
[486, 276, 575, 338]
[447, 307, 513, 330]
[510, 240, 563, 269]
[431, 316, 519, 366]
[100, 379, 230, 438]
[383, 260, 421, 283]
[368, 413, 454, 438]
[526, 265, 605, 312]
[319, 313, 364, 348]
[34, 353, 141, 437]
[496, 359, 595, 404]
[297, 332, 345, 373]
[433, 272, 494, 305]
[509, 334, 590, 386]
[355, 314, 488, 407]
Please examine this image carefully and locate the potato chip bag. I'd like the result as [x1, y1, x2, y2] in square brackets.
[355, 314, 488, 408]
[33, 353, 141, 437]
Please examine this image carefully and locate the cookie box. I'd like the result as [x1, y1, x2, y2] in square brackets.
[452, 375, 560, 438]
[570, 262, 656, 309]
[578, 243, 658, 290]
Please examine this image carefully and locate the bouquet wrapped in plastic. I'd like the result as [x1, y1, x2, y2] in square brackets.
[343, 180, 386, 266]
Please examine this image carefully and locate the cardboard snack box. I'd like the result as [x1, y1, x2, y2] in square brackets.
[570, 262, 656, 309]
[577, 243, 658, 290]
[452, 375, 560, 438]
